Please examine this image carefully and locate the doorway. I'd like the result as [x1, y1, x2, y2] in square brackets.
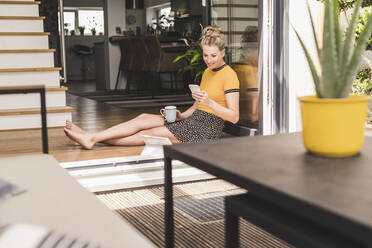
[209, 0, 288, 136]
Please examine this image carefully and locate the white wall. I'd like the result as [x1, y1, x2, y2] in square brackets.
[126, 9, 146, 34]
[104, 0, 126, 89]
[288, 0, 322, 132]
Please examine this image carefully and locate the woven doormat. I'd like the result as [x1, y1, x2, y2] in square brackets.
[174, 190, 243, 223]
[97, 180, 293, 248]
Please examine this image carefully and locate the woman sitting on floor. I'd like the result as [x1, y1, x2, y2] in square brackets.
[64, 26, 240, 149]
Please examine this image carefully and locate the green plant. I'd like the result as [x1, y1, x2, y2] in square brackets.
[317, 0, 372, 10]
[352, 68, 372, 94]
[356, 8, 372, 50]
[91, 27, 96, 35]
[64, 23, 69, 35]
[294, 0, 372, 98]
[173, 37, 206, 84]
[78, 25, 85, 35]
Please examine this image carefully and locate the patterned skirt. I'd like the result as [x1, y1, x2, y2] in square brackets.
[164, 109, 225, 143]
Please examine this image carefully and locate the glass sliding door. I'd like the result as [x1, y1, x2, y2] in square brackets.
[211, 0, 261, 134]
[209, 0, 287, 136]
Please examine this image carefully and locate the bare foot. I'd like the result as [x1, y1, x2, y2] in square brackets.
[64, 128, 95, 150]
[66, 120, 86, 134]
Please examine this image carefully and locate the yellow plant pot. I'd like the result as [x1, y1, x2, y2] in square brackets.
[298, 95, 370, 157]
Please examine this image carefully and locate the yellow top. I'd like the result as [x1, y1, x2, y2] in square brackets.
[197, 64, 240, 119]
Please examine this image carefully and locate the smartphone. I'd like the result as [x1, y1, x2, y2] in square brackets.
[188, 84, 201, 93]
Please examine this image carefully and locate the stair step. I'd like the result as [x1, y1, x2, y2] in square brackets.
[0, 106, 74, 116]
[0, 49, 55, 53]
[0, 35, 49, 49]
[0, 85, 67, 91]
[47, 86, 68, 92]
[0, 19, 44, 33]
[0, 3, 39, 16]
[0, 52, 54, 68]
[0, 16, 44, 20]
[0, 87, 68, 109]
[0, 70, 60, 87]
[0, 107, 73, 130]
[0, 67, 62, 72]
[0, 1, 40, 4]
[0, 32, 49, 35]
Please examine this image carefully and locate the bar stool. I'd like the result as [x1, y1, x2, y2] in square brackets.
[128, 36, 148, 92]
[71, 44, 94, 82]
[115, 37, 134, 90]
[143, 35, 186, 94]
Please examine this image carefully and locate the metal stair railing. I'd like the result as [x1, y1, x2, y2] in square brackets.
[0, 85, 48, 154]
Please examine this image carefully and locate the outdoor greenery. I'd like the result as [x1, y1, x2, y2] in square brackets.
[318, 0, 372, 95]
[318, 0, 372, 10]
[352, 69, 372, 94]
[352, 8, 372, 94]
[356, 9, 372, 50]
[294, 0, 372, 98]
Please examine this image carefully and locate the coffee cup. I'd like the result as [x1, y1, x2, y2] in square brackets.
[160, 106, 177, 123]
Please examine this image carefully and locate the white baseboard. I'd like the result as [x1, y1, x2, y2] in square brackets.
[61, 155, 214, 193]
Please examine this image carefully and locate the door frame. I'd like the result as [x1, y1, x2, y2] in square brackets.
[259, 0, 289, 135]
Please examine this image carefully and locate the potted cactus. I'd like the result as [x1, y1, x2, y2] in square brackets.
[295, 0, 372, 157]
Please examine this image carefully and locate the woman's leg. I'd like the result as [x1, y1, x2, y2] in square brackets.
[64, 113, 165, 149]
[104, 126, 181, 146]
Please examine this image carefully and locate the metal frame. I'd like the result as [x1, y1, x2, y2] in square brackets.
[227, 0, 232, 65]
[58, 0, 67, 83]
[258, 0, 288, 135]
[273, 0, 289, 134]
[202, 0, 211, 27]
[224, 193, 362, 248]
[0, 87, 48, 154]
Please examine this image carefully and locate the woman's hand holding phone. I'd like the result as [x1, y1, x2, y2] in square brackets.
[192, 91, 211, 106]
[188, 84, 201, 94]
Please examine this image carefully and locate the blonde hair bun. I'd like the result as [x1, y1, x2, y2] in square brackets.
[201, 26, 225, 51]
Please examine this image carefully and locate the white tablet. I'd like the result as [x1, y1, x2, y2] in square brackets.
[142, 135, 172, 146]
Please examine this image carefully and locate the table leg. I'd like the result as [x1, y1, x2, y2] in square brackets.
[40, 88, 48, 154]
[164, 157, 174, 248]
[225, 200, 239, 248]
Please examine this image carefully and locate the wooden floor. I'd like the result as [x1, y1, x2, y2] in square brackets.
[0, 82, 163, 162]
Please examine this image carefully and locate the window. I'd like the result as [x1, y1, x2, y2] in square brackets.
[63, 11, 75, 33]
[158, 7, 173, 28]
[78, 10, 104, 34]
[59, 7, 104, 35]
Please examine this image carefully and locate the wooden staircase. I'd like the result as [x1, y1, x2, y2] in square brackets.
[0, 0, 73, 130]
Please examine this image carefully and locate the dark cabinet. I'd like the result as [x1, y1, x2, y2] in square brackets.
[126, 0, 144, 9]
[172, 0, 201, 16]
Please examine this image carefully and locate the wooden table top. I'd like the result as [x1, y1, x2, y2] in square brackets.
[0, 154, 155, 248]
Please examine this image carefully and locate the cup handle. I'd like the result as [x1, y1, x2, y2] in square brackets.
[160, 109, 166, 117]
